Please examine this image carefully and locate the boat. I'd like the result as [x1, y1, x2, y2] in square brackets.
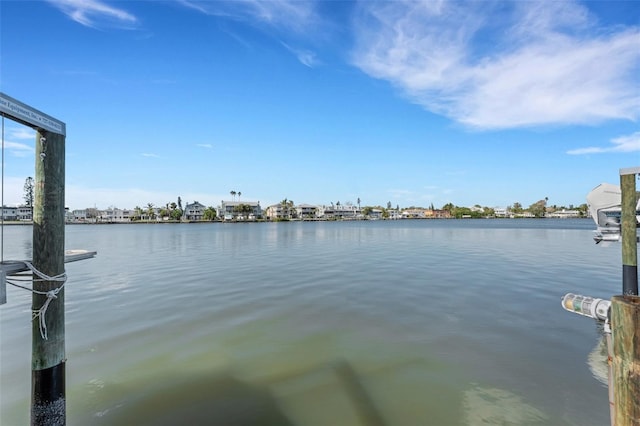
[586, 183, 640, 243]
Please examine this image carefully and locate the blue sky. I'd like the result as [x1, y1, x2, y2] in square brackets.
[0, 0, 638, 210]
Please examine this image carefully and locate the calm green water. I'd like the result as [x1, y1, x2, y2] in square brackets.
[0, 219, 620, 425]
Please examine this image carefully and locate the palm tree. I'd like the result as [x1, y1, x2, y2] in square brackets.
[146, 203, 155, 221]
[288, 199, 295, 219]
[242, 203, 252, 218]
[230, 191, 236, 201]
[238, 191, 241, 201]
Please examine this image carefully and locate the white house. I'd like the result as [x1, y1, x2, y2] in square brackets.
[219, 201, 262, 221]
[1, 205, 32, 221]
[17, 205, 32, 221]
[1, 206, 17, 221]
[547, 209, 581, 218]
[494, 207, 509, 217]
[316, 204, 359, 219]
[295, 204, 317, 219]
[265, 204, 288, 220]
[102, 207, 132, 222]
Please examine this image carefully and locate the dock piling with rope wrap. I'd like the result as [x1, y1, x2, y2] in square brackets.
[1, 93, 95, 426]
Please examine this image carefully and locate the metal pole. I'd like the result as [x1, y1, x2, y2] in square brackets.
[31, 129, 66, 425]
[620, 169, 638, 295]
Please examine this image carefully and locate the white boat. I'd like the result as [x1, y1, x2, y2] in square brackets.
[586, 183, 640, 243]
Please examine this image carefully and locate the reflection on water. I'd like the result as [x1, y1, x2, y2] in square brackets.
[0, 220, 617, 425]
[588, 338, 608, 386]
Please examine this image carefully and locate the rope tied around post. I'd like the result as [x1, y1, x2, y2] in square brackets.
[6, 261, 67, 340]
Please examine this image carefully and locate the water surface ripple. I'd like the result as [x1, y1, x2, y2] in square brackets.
[0, 219, 620, 425]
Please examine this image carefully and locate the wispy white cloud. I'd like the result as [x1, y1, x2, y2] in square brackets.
[180, 1, 323, 66]
[1, 126, 34, 157]
[178, 0, 317, 33]
[567, 131, 640, 155]
[281, 42, 319, 67]
[196, 144, 213, 149]
[141, 153, 159, 158]
[2, 141, 34, 157]
[65, 184, 226, 210]
[8, 127, 36, 140]
[47, 0, 137, 29]
[351, 0, 640, 130]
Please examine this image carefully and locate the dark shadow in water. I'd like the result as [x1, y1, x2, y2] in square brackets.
[93, 372, 294, 426]
[330, 360, 387, 426]
[84, 359, 388, 426]
[262, 358, 388, 426]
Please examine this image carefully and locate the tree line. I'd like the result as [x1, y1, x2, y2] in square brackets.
[21, 178, 588, 220]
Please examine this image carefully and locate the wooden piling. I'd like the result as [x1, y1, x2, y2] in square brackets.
[611, 295, 640, 425]
[31, 129, 66, 426]
[611, 169, 640, 425]
[620, 171, 638, 295]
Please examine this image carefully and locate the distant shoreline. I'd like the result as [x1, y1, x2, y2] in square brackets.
[0, 217, 592, 226]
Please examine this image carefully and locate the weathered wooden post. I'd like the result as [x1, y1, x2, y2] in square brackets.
[611, 167, 640, 425]
[620, 168, 638, 296]
[31, 128, 66, 425]
[611, 295, 640, 425]
[0, 93, 68, 425]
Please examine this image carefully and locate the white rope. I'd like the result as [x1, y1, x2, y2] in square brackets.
[6, 261, 67, 340]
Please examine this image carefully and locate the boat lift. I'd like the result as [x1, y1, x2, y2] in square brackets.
[587, 181, 640, 244]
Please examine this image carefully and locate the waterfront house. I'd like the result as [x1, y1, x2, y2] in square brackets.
[295, 204, 317, 219]
[69, 209, 87, 222]
[1, 206, 17, 221]
[432, 209, 452, 219]
[388, 209, 402, 220]
[494, 207, 509, 218]
[183, 201, 206, 221]
[368, 208, 383, 219]
[265, 204, 288, 220]
[402, 208, 426, 219]
[1, 205, 33, 221]
[547, 209, 581, 218]
[219, 201, 262, 221]
[17, 205, 32, 221]
[316, 204, 359, 219]
[102, 207, 132, 222]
